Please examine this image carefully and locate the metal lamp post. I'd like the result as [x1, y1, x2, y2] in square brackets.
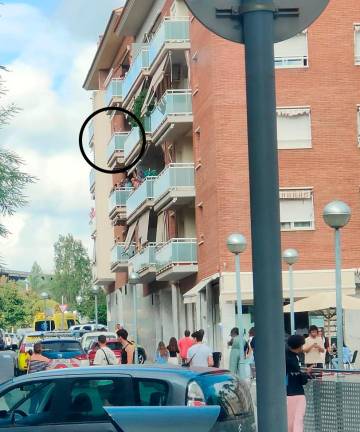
[282, 249, 299, 336]
[323, 200, 351, 370]
[92, 286, 100, 328]
[129, 271, 140, 365]
[40, 292, 49, 331]
[227, 233, 247, 380]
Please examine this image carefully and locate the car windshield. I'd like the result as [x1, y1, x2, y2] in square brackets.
[41, 340, 82, 352]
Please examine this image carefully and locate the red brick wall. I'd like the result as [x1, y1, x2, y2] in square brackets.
[191, 0, 360, 280]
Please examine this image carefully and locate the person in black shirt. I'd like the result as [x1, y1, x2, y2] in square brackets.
[286, 335, 313, 432]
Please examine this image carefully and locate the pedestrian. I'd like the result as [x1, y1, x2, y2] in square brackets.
[155, 341, 169, 364]
[178, 330, 195, 364]
[93, 335, 118, 366]
[318, 327, 331, 368]
[27, 343, 51, 373]
[331, 342, 353, 369]
[228, 327, 249, 377]
[167, 337, 180, 365]
[187, 331, 214, 367]
[303, 325, 325, 368]
[117, 329, 135, 364]
[286, 335, 313, 432]
[115, 323, 123, 333]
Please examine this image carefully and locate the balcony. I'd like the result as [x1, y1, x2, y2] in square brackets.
[89, 169, 95, 194]
[153, 163, 195, 212]
[155, 238, 198, 281]
[124, 117, 151, 164]
[88, 120, 94, 148]
[105, 78, 123, 106]
[148, 18, 190, 69]
[150, 89, 192, 144]
[111, 243, 136, 272]
[123, 45, 150, 104]
[89, 218, 96, 238]
[107, 132, 129, 168]
[126, 177, 156, 224]
[109, 188, 133, 223]
[129, 243, 157, 283]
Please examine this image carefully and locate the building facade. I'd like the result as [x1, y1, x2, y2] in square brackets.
[84, 0, 360, 362]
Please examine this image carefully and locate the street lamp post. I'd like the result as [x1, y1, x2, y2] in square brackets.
[40, 292, 49, 331]
[92, 287, 100, 328]
[129, 272, 140, 365]
[227, 233, 247, 380]
[323, 200, 351, 370]
[282, 249, 299, 336]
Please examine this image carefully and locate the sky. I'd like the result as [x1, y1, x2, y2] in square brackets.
[0, 0, 124, 272]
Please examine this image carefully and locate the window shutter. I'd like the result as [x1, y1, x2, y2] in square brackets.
[274, 33, 308, 58]
[277, 108, 311, 149]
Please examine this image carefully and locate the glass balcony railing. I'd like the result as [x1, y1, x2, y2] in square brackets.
[150, 89, 192, 134]
[88, 120, 94, 145]
[107, 132, 129, 162]
[89, 169, 95, 191]
[105, 78, 123, 106]
[124, 117, 151, 160]
[129, 243, 157, 273]
[111, 243, 135, 266]
[126, 177, 156, 217]
[154, 163, 194, 200]
[155, 238, 197, 270]
[109, 188, 133, 213]
[123, 46, 149, 99]
[148, 18, 190, 65]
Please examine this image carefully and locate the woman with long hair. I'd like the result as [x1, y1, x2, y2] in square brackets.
[167, 337, 180, 365]
[155, 341, 169, 364]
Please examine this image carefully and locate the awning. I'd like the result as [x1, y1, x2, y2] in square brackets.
[124, 221, 137, 251]
[140, 54, 170, 117]
[155, 212, 168, 243]
[183, 273, 220, 304]
[138, 210, 150, 245]
[277, 107, 310, 117]
[283, 292, 360, 313]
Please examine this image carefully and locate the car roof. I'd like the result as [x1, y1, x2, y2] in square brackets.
[83, 331, 116, 337]
[7, 365, 231, 385]
[41, 338, 80, 342]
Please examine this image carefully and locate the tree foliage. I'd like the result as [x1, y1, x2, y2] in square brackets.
[50, 234, 92, 309]
[77, 289, 107, 325]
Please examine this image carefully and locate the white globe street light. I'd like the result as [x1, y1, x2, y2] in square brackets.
[323, 200, 351, 370]
[282, 249, 299, 335]
[128, 272, 140, 364]
[226, 233, 247, 380]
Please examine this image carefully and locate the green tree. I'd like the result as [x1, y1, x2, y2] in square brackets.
[77, 289, 107, 325]
[50, 234, 92, 309]
[28, 261, 44, 293]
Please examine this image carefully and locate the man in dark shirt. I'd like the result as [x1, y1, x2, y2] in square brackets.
[286, 335, 313, 432]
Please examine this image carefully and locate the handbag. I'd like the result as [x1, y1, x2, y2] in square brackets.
[182, 354, 196, 368]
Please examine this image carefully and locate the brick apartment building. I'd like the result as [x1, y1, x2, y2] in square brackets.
[84, 0, 360, 362]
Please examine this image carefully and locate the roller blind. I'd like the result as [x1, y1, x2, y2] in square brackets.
[274, 32, 307, 58]
[277, 108, 311, 149]
[280, 191, 314, 224]
[355, 26, 360, 63]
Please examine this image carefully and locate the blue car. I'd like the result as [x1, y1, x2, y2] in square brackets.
[0, 365, 255, 431]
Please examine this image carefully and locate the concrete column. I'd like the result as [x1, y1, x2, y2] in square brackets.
[178, 289, 186, 337]
[171, 283, 179, 340]
[195, 293, 202, 329]
[220, 299, 236, 368]
[206, 283, 214, 350]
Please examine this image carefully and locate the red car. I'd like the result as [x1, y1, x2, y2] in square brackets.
[88, 339, 122, 365]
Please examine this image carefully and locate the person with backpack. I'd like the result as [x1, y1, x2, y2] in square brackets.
[93, 335, 118, 366]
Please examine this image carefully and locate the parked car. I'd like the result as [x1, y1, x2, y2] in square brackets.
[40, 338, 89, 369]
[88, 339, 122, 365]
[80, 332, 117, 353]
[0, 366, 255, 431]
[69, 324, 107, 338]
[0, 330, 5, 351]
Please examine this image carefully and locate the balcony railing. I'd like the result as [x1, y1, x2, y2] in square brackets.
[107, 132, 129, 164]
[109, 188, 133, 214]
[124, 117, 151, 160]
[275, 56, 308, 68]
[111, 243, 135, 267]
[89, 169, 95, 192]
[155, 238, 197, 271]
[123, 45, 149, 100]
[154, 163, 195, 201]
[88, 120, 94, 146]
[149, 17, 190, 65]
[150, 89, 192, 135]
[126, 177, 156, 218]
[129, 243, 157, 273]
[105, 78, 123, 106]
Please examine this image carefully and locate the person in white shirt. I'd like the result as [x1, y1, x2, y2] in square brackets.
[187, 331, 214, 367]
[93, 335, 118, 366]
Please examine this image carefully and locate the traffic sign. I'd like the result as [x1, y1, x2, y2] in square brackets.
[59, 304, 67, 313]
[184, 0, 329, 43]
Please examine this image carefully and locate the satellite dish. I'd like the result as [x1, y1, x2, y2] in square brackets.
[184, 0, 329, 43]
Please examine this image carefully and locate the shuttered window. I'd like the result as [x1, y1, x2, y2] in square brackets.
[277, 107, 312, 149]
[274, 32, 308, 68]
[280, 189, 314, 231]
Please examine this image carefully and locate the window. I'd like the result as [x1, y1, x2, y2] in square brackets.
[280, 189, 314, 231]
[357, 106, 360, 146]
[274, 31, 308, 68]
[134, 379, 168, 406]
[65, 378, 134, 423]
[277, 107, 312, 149]
[34, 320, 55, 331]
[355, 25, 360, 65]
